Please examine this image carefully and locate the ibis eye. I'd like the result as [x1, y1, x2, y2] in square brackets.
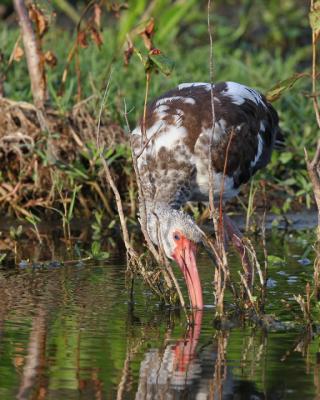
[173, 233, 180, 241]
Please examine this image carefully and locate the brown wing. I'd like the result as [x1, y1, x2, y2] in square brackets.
[132, 81, 281, 205]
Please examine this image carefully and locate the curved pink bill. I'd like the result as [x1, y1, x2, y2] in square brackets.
[173, 239, 203, 310]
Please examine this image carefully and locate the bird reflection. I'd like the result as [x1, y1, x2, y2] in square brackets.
[136, 311, 202, 397]
[135, 311, 233, 399]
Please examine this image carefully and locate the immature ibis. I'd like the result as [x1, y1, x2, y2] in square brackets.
[132, 82, 283, 309]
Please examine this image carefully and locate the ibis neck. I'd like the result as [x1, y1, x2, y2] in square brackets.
[139, 201, 173, 245]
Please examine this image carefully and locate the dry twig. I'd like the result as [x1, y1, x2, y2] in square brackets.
[207, 0, 230, 316]
[305, 0, 320, 298]
[96, 75, 135, 261]
[13, 0, 46, 109]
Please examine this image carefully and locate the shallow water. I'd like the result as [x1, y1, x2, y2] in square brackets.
[0, 227, 319, 399]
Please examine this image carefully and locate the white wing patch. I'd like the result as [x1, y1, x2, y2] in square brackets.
[250, 134, 264, 168]
[259, 121, 266, 132]
[155, 105, 170, 119]
[156, 96, 195, 106]
[223, 82, 266, 107]
[178, 82, 212, 91]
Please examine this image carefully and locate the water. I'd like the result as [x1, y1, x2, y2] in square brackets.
[0, 227, 318, 399]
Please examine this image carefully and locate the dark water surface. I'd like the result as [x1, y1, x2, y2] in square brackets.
[0, 228, 319, 399]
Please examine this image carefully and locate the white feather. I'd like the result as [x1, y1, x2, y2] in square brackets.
[195, 166, 238, 201]
[152, 125, 188, 153]
[251, 134, 264, 167]
[178, 82, 212, 91]
[223, 82, 266, 107]
[156, 96, 195, 106]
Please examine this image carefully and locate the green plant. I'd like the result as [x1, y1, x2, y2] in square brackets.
[88, 240, 110, 260]
[9, 225, 23, 241]
[92, 210, 104, 240]
[25, 214, 42, 244]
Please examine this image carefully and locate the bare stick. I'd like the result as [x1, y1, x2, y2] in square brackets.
[305, 142, 320, 298]
[137, 71, 163, 260]
[305, 141, 320, 235]
[239, 272, 259, 316]
[308, 0, 320, 227]
[125, 102, 162, 264]
[207, 0, 216, 224]
[207, 0, 230, 316]
[96, 75, 134, 259]
[218, 130, 235, 235]
[101, 157, 134, 255]
[142, 71, 151, 142]
[13, 0, 46, 109]
[311, 0, 320, 128]
[306, 0, 320, 298]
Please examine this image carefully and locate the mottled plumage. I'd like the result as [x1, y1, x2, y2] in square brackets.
[132, 81, 282, 208]
[132, 81, 284, 309]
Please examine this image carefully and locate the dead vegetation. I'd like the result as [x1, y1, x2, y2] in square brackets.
[0, 96, 127, 218]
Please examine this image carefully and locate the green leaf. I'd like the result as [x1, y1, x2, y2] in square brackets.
[90, 241, 110, 260]
[155, 0, 198, 42]
[91, 241, 101, 256]
[279, 152, 293, 164]
[266, 73, 307, 102]
[267, 255, 285, 265]
[280, 178, 297, 186]
[149, 53, 174, 76]
[67, 185, 81, 222]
